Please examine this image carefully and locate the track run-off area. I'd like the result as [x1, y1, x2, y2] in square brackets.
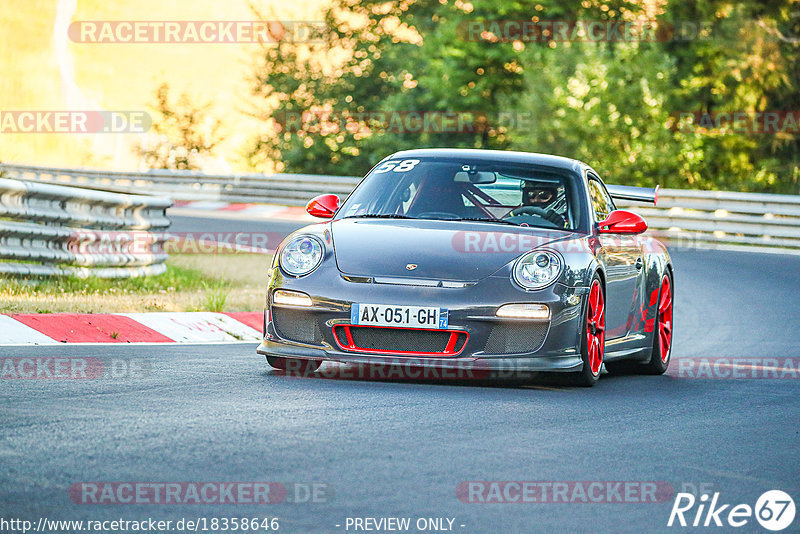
[2, 214, 799, 533]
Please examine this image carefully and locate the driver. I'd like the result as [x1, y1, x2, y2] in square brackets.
[507, 181, 566, 227]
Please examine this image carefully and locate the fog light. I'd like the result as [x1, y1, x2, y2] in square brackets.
[496, 303, 550, 320]
[273, 289, 312, 307]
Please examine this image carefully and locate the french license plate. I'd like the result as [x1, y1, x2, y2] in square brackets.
[351, 303, 449, 329]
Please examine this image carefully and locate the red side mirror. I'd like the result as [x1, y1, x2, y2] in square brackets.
[306, 194, 340, 219]
[597, 210, 647, 235]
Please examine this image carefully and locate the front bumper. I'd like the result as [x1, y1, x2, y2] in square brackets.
[257, 338, 583, 372]
[256, 267, 588, 373]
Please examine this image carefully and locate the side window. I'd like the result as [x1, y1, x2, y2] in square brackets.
[588, 176, 614, 221]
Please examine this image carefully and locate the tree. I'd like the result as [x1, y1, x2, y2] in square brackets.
[510, 0, 799, 192]
[135, 83, 223, 171]
[248, 0, 553, 175]
[247, 0, 799, 192]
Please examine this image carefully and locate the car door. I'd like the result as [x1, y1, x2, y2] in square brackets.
[587, 172, 643, 340]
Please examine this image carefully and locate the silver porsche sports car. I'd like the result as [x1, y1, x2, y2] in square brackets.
[257, 149, 673, 386]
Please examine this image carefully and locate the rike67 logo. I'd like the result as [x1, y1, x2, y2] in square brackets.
[668, 490, 795, 531]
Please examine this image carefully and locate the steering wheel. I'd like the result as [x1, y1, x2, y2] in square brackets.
[508, 206, 548, 218]
[505, 206, 566, 227]
[417, 211, 461, 220]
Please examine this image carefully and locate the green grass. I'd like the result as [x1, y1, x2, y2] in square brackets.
[201, 281, 231, 312]
[0, 253, 268, 313]
[3, 263, 208, 295]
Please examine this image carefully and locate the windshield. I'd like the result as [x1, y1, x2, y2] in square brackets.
[337, 157, 583, 230]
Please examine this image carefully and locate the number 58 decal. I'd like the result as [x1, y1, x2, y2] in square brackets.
[373, 159, 420, 173]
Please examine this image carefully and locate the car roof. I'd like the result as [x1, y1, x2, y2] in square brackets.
[386, 148, 592, 176]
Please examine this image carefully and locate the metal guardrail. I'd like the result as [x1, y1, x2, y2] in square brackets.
[0, 163, 361, 206]
[1, 163, 798, 255]
[615, 190, 800, 254]
[0, 177, 171, 277]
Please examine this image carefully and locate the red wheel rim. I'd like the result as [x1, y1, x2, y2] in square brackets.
[658, 275, 673, 362]
[586, 279, 605, 376]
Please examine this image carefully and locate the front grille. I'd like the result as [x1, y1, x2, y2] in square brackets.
[483, 322, 548, 354]
[334, 325, 467, 355]
[352, 328, 449, 353]
[272, 307, 323, 345]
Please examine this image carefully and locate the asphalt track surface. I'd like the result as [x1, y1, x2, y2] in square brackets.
[2, 214, 799, 533]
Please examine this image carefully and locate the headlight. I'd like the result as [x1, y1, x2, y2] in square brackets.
[279, 235, 324, 276]
[512, 249, 563, 290]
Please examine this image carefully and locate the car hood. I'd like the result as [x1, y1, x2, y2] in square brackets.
[331, 219, 577, 282]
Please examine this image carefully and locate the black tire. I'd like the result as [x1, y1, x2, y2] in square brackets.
[569, 274, 605, 387]
[606, 270, 673, 376]
[641, 270, 673, 375]
[266, 356, 321, 374]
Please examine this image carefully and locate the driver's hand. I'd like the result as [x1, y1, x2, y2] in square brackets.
[542, 209, 566, 227]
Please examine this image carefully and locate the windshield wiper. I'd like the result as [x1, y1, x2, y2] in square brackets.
[343, 213, 418, 220]
[456, 217, 520, 226]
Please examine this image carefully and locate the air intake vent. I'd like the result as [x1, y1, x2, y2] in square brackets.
[334, 325, 467, 356]
[483, 323, 548, 354]
[272, 307, 323, 345]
